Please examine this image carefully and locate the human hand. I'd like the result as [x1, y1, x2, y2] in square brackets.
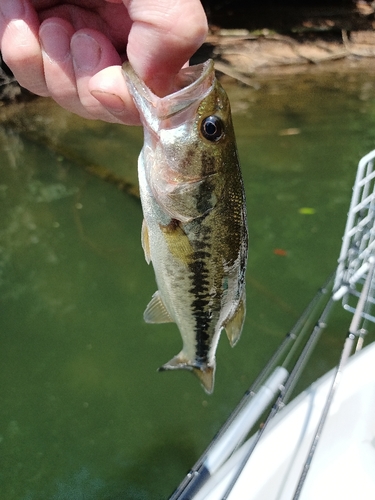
[0, 0, 208, 124]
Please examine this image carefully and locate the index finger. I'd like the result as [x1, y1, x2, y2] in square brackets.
[0, 0, 49, 96]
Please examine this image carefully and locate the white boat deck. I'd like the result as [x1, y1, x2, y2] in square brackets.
[196, 341, 375, 500]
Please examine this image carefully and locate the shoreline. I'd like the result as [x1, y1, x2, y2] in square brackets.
[193, 28, 375, 86]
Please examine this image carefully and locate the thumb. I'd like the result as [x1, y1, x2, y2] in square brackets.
[124, 0, 208, 96]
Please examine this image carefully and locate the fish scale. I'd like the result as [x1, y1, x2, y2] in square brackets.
[123, 59, 248, 393]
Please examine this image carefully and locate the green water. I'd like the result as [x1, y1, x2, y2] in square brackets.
[1, 66, 375, 499]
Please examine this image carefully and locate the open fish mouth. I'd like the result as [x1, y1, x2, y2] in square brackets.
[123, 60, 216, 129]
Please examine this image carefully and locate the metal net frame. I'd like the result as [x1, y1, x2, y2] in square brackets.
[333, 149, 375, 322]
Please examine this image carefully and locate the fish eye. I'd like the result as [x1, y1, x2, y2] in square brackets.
[201, 116, 224, 142]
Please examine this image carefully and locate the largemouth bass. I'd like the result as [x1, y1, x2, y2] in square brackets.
[123, 59, 248, 394]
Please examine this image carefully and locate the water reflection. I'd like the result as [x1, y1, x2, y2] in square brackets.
[1, 66, 375, 498]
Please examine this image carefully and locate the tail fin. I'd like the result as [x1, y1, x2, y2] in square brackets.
[158, 352, 216, 394]
[192, 366, 215, 394]
[224, 290, 246, 347]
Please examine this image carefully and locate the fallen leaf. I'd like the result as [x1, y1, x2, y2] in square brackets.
[273, 248, 288, 256]
[299, 207, 316, 215]
[278, 128, 301, 136]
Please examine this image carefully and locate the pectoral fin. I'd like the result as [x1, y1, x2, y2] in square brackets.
[158, 352, 216, 394]
[141, 219, 151, 264]
[144, 291, 173, 324]
[224, 290, 246, 347]
[159, 219, 193, 264]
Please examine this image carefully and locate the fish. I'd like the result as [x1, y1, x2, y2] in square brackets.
[123, 59, 248, 394]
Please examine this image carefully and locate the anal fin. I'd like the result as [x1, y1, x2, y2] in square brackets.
[144, 291, 173, 324]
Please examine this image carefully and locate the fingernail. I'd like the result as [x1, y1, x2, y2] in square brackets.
[40, 23, 71, 63]
[0, 0, 25, 19]
[71, 33, 101, 71]
[91, 90, 126, 113]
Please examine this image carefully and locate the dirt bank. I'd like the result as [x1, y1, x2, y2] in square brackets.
[195, 28, 375, 86]
[191, 0, 375, 82]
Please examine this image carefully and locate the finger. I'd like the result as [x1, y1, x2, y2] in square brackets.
[0, 0, 48, 96]
[124, 0, 208, 96]
[71, 29, 126, 122]
[89, 66, 141, 125]
[39, 18, 93, 117]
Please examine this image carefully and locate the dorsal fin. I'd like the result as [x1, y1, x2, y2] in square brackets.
[143, 291, 173, 324]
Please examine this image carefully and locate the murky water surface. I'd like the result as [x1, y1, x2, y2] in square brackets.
[1, 67, 375, 499]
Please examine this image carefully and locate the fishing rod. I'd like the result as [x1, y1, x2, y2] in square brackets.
[169, 273, 335, 500]
[292, 256, 375, 499]
[211, 292, 336, 500]
[263, 150, 375, 499]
